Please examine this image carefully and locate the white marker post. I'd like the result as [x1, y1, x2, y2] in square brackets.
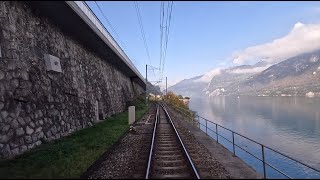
[128, 106, 135, 125]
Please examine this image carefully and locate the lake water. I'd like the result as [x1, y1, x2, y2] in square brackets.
[189, 96, 320, 178]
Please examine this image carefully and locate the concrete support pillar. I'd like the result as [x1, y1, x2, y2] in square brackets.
[128, 106, 135, 125]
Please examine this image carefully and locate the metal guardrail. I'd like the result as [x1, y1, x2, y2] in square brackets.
[168, 102, 320, 179]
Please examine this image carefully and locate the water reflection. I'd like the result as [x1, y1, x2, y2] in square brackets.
[189, 96, 320, 178]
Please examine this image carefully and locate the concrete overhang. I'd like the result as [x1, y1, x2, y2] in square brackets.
[26, 1, 146, 89]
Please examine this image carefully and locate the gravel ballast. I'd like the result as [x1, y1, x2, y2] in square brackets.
[81, 104, 156, 179]
[82, 102, 261, 179]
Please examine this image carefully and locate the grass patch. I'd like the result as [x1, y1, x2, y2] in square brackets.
[0, 97, 148, 179]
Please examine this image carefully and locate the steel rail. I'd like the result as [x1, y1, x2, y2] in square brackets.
[159, 103, 200, 179]
[145, 104, 159, 179]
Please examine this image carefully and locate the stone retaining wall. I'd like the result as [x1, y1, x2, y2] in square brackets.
[0, 1, 144, 158]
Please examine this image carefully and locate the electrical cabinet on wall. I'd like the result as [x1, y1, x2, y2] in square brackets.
[44, 54, 62, 73]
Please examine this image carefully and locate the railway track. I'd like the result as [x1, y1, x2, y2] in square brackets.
[145, 103, 200, 179]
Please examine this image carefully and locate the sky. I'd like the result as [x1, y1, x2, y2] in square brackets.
[86, 1, 320, 89]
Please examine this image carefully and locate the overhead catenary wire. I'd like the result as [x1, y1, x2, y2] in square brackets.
[159, 1, 164, 75]
[159, 1, 166, 81]
[94, 1, 124, 48]
[159, 1, 173, 82]
[160, 2, 169, 81]
[93, 1, 138, 65]
[134, 1, 152, 65]
[163, 2, 173, 68]
[163, 2, 173, 76]
[162, 2, 173, 71]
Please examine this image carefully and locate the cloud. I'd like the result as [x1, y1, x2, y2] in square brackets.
[194, 68, 222, 83]
[228, 64, 271, 74]
[232, 22, 320, 65]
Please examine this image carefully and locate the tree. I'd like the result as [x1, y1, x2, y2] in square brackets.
[164, 91, 188, 109]
[164, 91, 195, 119]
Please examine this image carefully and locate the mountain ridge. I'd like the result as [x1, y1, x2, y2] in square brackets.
[168, 49, 320, 97]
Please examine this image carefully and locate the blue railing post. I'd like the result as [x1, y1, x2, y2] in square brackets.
[262, 144, 266, 179]
[196, 116, 198, 128]
[216, 124, 219, 143]
[169, 104, 320, 178]
[232, 132, 236, 156]
[205, 119, 208, 135]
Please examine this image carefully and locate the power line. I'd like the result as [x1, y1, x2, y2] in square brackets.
[162, 2, 173, 73]
[93, 1, 138, 65]
[159, 1, 167, 80]
[159, 1, 173, 81]
[161, 2, 170, 80]
[164, 2, 173, 57]
[159, 1, 164, 74]
[133, 1, 152, 65]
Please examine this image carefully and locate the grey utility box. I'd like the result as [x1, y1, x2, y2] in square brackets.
[44, 54, 62, 73]
[128, 106, 135, 125]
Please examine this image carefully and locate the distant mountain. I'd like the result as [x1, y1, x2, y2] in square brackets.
[146, 81, 161, 95]
[168, 62, 269, 97]
[167, 75, 206, 98]
[235, 49, 320, 96]
[204, 62, 270, 96]
[168, 49, 320, 97]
